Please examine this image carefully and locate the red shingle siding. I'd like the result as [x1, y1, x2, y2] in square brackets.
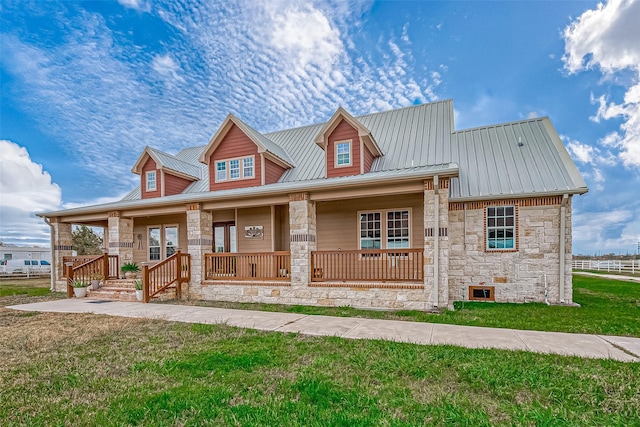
[264, 158, 286, 184]
[142, 158, 161, 199]
[208, 124, 261, 191]
[363, 144, 375, 173]
[164, 173, 193, 196]
[327, 119, 360, 178]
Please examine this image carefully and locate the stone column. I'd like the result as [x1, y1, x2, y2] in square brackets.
[289, 193, 317, 287]
[186, 203, 213, 299]
[423, 178, 450, 308]
[51, 218, 72, 291]
[107, 212, 134, 268]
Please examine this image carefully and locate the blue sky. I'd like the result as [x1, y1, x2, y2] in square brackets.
[1, 0, 639, 255]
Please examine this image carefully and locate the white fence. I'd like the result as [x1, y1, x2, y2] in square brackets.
[572, 259, 639, 275]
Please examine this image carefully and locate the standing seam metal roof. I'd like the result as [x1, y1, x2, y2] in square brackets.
[119, 100, 586, 203]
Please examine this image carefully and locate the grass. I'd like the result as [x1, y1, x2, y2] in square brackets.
[0, 277, 63, 300]
[1, 276, 639, 424]
[0, 307, 639, 426]
[169, 275, 640, 337]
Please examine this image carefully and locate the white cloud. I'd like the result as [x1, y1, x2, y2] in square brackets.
[573, 206, 640, 254]
[0, 141, 62, 246]
[151, 54, 185, 84]
[566, 139, 596, 164]
[563, 0, 640, 167]
[117, 0, 150, 12]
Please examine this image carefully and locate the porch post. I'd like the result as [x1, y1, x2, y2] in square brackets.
[107, 211, 134, 272]
[424, 178, 450, 308]
[289, 193, 317, 287]
[51, 218, 72, 292]
[186, 203, 213, 299]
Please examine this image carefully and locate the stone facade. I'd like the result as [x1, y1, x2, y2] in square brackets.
[107, 212, 134, 266]
[448, 198, 572, 306]
[51, 220, 72, 291]
[186, 204, 213, 299]
[288, 193, 317, 287]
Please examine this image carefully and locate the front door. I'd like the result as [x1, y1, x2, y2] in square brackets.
[214, 222, 237, 253]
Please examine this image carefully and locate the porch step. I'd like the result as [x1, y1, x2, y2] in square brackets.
[86, 278, 177, 302]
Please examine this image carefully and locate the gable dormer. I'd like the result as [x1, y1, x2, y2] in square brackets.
[132, 147, 200, 199]
[314, 107, 383, 178]
[199, 114, 294, 191]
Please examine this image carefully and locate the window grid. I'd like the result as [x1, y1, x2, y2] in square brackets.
[359, 212, 381, 250]
[165, 226, 178, 257]
[386, 210, 410, 249]
[216, 161, 227, 181]
[336, 141, 351, 166]
[229, 159, 240, 179]
[486, 206, 515, 250]
[146, 171, 157, 191]
[243, 157, 254, 178]
[149, 227, 161, 261]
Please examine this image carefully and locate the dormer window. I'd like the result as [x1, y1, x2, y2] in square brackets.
[216, 161, 227, 181]
[146, 171, 157, 191]
[336, 141, 352, 167]
[243, 157, 254, 177]
[215, 155, 255, 182]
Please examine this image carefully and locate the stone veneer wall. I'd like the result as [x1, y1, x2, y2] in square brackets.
[448, 198, 573, 305]
[51, 220, 72, 291]
[107, 212, 134, 266]
[186, 204, 213, 299]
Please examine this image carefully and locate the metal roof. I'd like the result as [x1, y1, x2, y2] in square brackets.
[146, 146, 201, 179]
[230, 114, 296, 167]
[42, 100, 587, 217]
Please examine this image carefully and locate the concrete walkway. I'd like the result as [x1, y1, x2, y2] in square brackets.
[574, 271, 640, 283]
[8, 299, 640, 362]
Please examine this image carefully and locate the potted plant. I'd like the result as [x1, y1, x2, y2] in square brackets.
[72, 279, 88, 298]
[121, 262, 140, 279]
[90, 273, 104, 290]
[134, 279, 143, 301]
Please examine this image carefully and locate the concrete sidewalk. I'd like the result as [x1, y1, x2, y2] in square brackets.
[8, 299, 640, 362]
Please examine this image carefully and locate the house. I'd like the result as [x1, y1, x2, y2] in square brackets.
[0, 243, 51, 262]
[38, 100, 588, 309]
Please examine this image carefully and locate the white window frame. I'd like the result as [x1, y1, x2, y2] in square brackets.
[358, 208, 412, 252]
[214, 155, 255, 182]
[486, 205, 516, 251]
[145, 171, 157, 191]
[216, 161, 227, 182]
[335, 140, 352, 167]
[148, 225, 179, 261]
[229, 159, 240, 179]
[243, 157, 254, 178]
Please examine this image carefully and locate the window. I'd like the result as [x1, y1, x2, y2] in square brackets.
[336, 141, 351, 166]
[165, 226, 178, 257]
[216, 161, 227, 181]
[386, 210, 410, 249]
[229, 159, 240, 179]
[243, 157, 254, 178]
[360, 212, 381, 249]
[487, 206, 515, 250]
[215, 156, 255, 182]
[149, 225, 179, 261]
[146, 171, 157, 191]
[149, 227, 161, 260]
[41, 260, 50, 265]
[4, 254, 11, 260]
[469, 286, 495, 301]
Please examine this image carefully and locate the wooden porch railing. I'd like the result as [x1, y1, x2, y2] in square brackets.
[204, 252, 291, 281]
[311, 249, 424, 283]
[142, 251, 191, 302]
[62, 255, 119, 278]
[64, 254, 119, 297]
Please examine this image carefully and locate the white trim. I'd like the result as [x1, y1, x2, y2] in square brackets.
[148, 225, 161, 261]
[335, 140, 352, 168]
[485, 205, 516, 251]
[145, 171, 157, 192]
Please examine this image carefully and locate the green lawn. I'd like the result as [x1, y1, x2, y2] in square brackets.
[0, 278, 54, 298]
[1, 308, 638, 426]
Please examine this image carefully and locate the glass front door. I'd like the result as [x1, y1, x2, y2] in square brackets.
[214, 222, 236, 253]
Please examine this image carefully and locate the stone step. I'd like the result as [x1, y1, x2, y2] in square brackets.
[88, 288, 139, 302]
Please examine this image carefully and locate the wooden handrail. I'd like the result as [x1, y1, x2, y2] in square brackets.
[142, 251, 191, 302]
[63, 255, 119, 279]
[311, 248, 424, 283]
[204, 252, 290, 281]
